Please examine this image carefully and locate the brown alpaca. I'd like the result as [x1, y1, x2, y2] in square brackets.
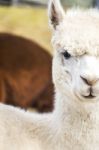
[0, 33, 53, 112]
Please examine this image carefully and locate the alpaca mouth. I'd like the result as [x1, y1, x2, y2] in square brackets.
[81, 88, 96, 99]
[82, 93, 96, 99]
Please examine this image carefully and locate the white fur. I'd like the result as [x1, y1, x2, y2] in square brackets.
[1, 1, 99, 150]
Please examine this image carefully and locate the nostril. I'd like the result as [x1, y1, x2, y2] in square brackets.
[80, 76, 90, 85]
[80, 75, 99, 86]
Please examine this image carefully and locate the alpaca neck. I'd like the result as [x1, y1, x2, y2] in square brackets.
[54, 91, 99, 131]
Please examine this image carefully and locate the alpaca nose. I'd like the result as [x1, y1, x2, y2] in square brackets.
[80, 76, 99, 86]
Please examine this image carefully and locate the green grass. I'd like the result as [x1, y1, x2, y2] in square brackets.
[0, 6, 52, 54]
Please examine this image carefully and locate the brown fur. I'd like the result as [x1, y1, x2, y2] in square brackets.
[0, 33, 54, 112]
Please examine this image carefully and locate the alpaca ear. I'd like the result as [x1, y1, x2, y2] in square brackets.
[48, 0, 65, 29]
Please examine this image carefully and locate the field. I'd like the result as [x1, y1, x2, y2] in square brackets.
[0, 6, 52, 54]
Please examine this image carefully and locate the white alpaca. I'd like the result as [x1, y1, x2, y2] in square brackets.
[1, 0, 99, 150]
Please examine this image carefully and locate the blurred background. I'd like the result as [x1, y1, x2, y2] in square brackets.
[0, 0, 98, 113]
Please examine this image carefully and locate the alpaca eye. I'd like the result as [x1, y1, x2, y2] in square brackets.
[62, 51, 71, 59]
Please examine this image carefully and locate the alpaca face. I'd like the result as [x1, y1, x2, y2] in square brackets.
[52, 50, 99, 102]
[49, 0, 99, 102]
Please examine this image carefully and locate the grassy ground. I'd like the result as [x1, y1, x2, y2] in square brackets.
[0, 6, 53, 54]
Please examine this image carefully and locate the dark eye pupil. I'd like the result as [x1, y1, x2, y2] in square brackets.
[63, 51, 71, 59]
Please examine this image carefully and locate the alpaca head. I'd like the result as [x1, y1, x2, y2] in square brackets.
[49, 0, 99, 103]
